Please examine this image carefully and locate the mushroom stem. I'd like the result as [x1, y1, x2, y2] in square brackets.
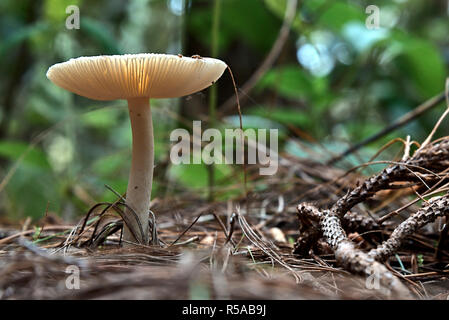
[124, 97, 153, 245]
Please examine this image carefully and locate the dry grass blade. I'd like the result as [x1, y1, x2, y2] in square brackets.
[236, 210, 301, 283]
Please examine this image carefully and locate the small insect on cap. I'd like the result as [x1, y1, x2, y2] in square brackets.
[46, 53, 227, 101]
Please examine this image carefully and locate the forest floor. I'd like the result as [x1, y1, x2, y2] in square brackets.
[1, 137, 449, 300]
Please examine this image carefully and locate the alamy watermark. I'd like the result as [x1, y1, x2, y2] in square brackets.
[66, 5, 80, 30]
[365, 266, 381, 290]
[365, 5, 380, 29]
[170, 121, 279, 175]
[65, 265, 80, 290]
[365, 267, 393, 296]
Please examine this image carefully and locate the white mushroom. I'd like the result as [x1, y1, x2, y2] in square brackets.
[47, 53, 227, 245]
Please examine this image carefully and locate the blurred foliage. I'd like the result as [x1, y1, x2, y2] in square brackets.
[0, 0, 448, 221]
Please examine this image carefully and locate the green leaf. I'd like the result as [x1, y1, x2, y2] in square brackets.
[169, 163, 229, 190]
[284, 139, 381, 170]
[169, 162, 241, 200]
[263, 0, 302, 33]
[28, 94, 66, 124]
[81, 107, 120, 129]
[391, 33, 446, 98]
[100, 178, 129, 203]
[91, 152, 128, 177]
[80, 17, 120, 54]
[189, 0, 280, 53]
[247, 106, 310, 127]
[342, 22, 389, 53]
[258, 66, 312, 99]
[318, 2, 365, 31]
[44, 0, 82, 24]
[4, 165, 59, 219]
[224, 114, 286, 131]
[0, 22, 48, 56]
[257, 65, 328, 100]
[0, 141, 50, 169]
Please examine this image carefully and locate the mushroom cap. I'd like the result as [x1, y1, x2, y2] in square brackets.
[46, 53, 227, 100]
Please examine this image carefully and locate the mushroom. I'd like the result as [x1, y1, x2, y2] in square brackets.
[47, 53, 227, 245]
